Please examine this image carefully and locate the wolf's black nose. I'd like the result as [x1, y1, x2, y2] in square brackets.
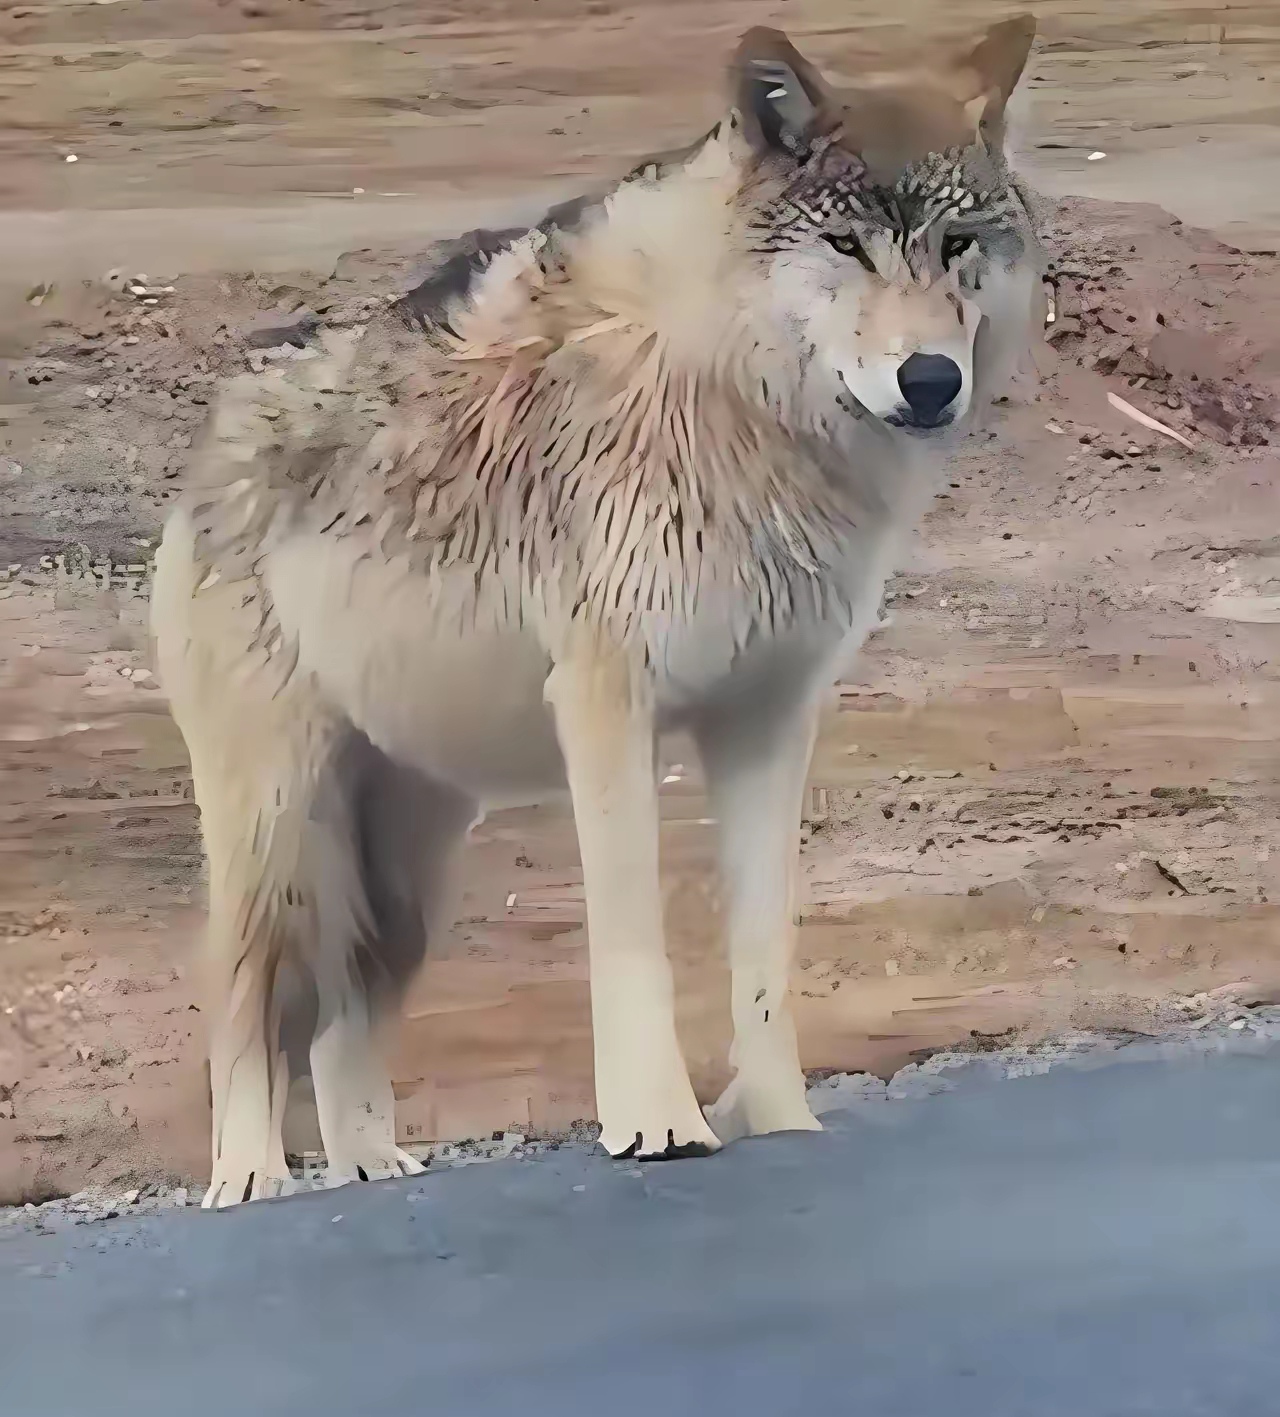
[896, 353, 962, 424]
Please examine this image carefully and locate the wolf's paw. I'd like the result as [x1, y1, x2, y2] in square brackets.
[598, 1086, 722, 1161]
[323, 1145, 425, 1188]
[705, 1072, 823, 1146]
[202, 1162, 301, 1209]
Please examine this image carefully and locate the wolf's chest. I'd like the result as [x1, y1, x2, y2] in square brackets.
[260, 507, 886, 805]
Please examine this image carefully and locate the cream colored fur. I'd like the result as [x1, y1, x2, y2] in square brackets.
[153, 20, 1044, 1205]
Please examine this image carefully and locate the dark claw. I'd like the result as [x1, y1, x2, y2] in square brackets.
[608, 1129, 717, 1162]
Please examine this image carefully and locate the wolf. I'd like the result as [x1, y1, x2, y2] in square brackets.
[152, 17, 1046, 1206]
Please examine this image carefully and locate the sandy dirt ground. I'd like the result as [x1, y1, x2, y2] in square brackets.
[2, 0, 1280, 1204]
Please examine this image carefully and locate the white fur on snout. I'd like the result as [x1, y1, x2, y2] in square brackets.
[765, 246, 982, 425]
[838, 297, 981, 425]
[837, 350, 917, 423]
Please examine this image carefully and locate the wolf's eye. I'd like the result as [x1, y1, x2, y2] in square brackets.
[942, 235, 976, 269]
[823, 232, 876, 274]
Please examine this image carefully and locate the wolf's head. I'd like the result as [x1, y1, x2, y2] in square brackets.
[722, 17, 1042, 437]
[532, 18, 1042, 441]
[416, 19, 1042, 448]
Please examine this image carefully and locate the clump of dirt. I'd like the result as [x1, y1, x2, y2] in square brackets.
[1043, 198, 1280, 448]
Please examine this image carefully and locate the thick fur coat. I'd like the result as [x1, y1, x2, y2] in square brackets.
[153, 18, 1046, 1205]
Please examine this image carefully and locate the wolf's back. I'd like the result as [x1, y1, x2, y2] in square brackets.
[188, 327, 367, 497]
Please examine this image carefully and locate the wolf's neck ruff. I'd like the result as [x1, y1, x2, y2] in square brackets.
[342, 257, 902, 655]
[192, 16, 1042, 668]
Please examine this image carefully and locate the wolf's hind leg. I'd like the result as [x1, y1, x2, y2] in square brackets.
[193, 737, 327, 1208]
[309, 744, 476, 1187]
[309, 999, 424, 1186]
[154, 508, 345, 1207]
[205, 961, 296, 1207]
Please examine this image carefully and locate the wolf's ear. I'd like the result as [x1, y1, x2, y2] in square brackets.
[732, 27, 831, 158]
[949, 14, 1036, 138]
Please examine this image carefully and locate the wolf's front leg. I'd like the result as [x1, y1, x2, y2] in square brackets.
[545, 648, 719, 1160]
[695, 696, 823, 1144]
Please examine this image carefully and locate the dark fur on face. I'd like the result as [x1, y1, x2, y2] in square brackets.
[747, 129, 1031, 294]
[732, 17, 1038, 293]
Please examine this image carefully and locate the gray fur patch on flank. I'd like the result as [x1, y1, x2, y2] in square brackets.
[395, 194, 602, 336]
[391, 141, 721, 339]
[395, 227, 528, 335]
